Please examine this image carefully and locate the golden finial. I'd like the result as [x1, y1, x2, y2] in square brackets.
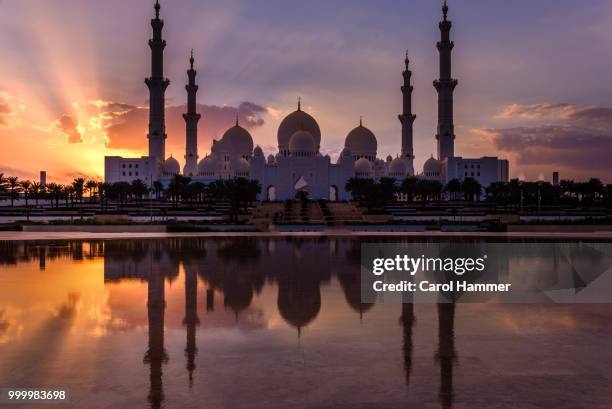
[235, 113, 239, 126]
[190, 49, 194, 69]
[298, 96, 301, 111]
[154, 0, 161, 18]
[442, 1, 448, 20]
[359, 116, 363, 127]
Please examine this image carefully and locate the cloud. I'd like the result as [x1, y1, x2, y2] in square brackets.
[0, 97, 14, 127]
[101, 101, 268, 153]
[487, 102, 612, 181]
[483, 125, 612, 181]
[56, 115, 83, 144]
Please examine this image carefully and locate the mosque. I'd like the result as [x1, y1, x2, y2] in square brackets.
[104, 1, 509, 201]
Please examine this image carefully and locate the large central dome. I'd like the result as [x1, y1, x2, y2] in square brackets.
[277, 103, 321, 154]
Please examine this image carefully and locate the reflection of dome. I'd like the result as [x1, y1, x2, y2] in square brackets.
[164, 156, 180, 175]
[278, 281, 321, 332]
[423, 156, 442, 176]
[345, 122, 377, 160]
[278, 107, 321, 152]
[389, 157, 408, 177]
[354, 157, 372, 177]
[221, 124, 254, 157]
[289, 130, 316, 156]
[197, 156, 217, 176]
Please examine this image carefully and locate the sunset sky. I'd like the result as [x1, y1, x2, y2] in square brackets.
[1, 0, 612, 183]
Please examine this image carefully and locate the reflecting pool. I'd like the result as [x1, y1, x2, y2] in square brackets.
[0, 238, 611, 409]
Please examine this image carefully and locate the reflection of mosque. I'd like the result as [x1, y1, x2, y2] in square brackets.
[7, 239, 612, 408]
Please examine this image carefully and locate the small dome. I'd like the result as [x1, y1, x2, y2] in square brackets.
[164, 156, 180, 175]
[267, 154, 276, 164]
[278, 107, 321, 151]
[232, 157, 250, 175]
[253, 145, 264, 157]
[289, 130, 316, 155]
[221, 124, 254, 157]
[197, 156, 218, 175]
[389, 157, 408, 176]
[345, 122, 377, 159]
[386, 155, 393, 162]
[423, 156, 442, 176]
[354, 157, 372, 177]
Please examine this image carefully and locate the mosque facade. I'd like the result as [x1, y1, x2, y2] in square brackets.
[104, 1, 509, 201]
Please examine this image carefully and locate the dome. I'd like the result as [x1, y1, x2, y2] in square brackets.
[386, 155, 393, 162]
[389, 157, 408, 176]
[221, 124, 254, 157]
[354, 157, 372, 177]
[423, 156, 442, 176]
[267, 154, 276, 165]
[197, 156, 218, 176]
[164, 156, 180, 175]
[253, 145, 264, 157]
[289, 130, 316, 155]
[231, 157, 251, 176]
[345, 122, 377, 159]
[278, 107, 321, 152]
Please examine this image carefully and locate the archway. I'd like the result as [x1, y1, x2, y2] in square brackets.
[267, 185, 276, 201]
[329, 185, 338, 202]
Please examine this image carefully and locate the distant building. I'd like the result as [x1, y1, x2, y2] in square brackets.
[39, 171, 46, 189]
[553, 172, 560, 186]
[105, 1, 509, 200]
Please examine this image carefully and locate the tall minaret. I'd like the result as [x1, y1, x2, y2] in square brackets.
[146, 0, 170, 175]
[398, 51, 416, 176]
[434, 1, 458, 161]
[183, 50, 201, 177]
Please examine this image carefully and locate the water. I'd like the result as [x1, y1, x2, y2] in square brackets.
[0, 238, 611, 409]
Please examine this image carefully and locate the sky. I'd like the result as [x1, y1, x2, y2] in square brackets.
[1, 0, 612, 183]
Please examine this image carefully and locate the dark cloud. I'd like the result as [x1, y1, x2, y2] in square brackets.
[488, 125, 612, 181]
[103, 101, 267, 152]
[57, 115, 83, 144]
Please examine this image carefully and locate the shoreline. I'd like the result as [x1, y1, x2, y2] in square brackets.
[2, 230, 612, 241]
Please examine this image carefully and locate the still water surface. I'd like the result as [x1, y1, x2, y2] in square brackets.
[0, 238, 611, 409]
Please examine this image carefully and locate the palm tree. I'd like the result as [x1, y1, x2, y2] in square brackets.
[131, 179, 149, 203]
[47, 183, 63, 208]
[399, 177, 419, 203]
[378, 177, 397, 206]
[7, 177, 19, 207]
[444, 178, 462, 201]
[153, 181, 164, 200]
[72, 178, 85, 204]
[85, 180, 98, 202]
[19, 180, 32, 208]
[461, 177, 482, 202]
[30, 182, 42, 207]
[0, 173, 6, 194]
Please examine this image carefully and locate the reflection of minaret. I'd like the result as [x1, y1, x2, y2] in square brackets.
[183, 50, 201, 177]
[183, 264, 199, 387]
[399, 51, 416, 175]
[434, 1, 458, 161]
[146, 0, 170, 175]
[400, 301, 415, 389]
[206, 289, 215, 312]
[39, 246, 46, 271]
[143, 263, 168, 409]
[436, 303, 456, 409]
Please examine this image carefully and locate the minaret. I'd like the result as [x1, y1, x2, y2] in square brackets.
[434, 1, 458, 161]
[146, 0, 170, 175]
[183, 50, 201, 177]
[398, 51, 416, 176]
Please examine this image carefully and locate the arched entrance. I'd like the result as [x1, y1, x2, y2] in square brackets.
[267, 185, 276, 201]
[329, 185, 338, 202]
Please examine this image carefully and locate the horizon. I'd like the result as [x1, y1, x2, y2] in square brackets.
[1, 0, 612, 184]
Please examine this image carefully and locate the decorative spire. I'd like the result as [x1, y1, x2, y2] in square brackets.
[405, 49, 410, 67]
[190, 49, 194, 70]
[154, 0, 161, 19]
[297, 96, 301, 111]
[359, 116, 363, 127]
[442, 1, 448, 21]
[235, 113, 239, 126]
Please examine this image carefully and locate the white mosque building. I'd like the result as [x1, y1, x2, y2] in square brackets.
[105, 1, 509, 201]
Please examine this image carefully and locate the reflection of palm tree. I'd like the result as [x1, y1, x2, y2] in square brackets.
[436, 303, 456, 409]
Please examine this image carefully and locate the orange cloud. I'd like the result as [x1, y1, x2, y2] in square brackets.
[57, 115, 83, 144]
